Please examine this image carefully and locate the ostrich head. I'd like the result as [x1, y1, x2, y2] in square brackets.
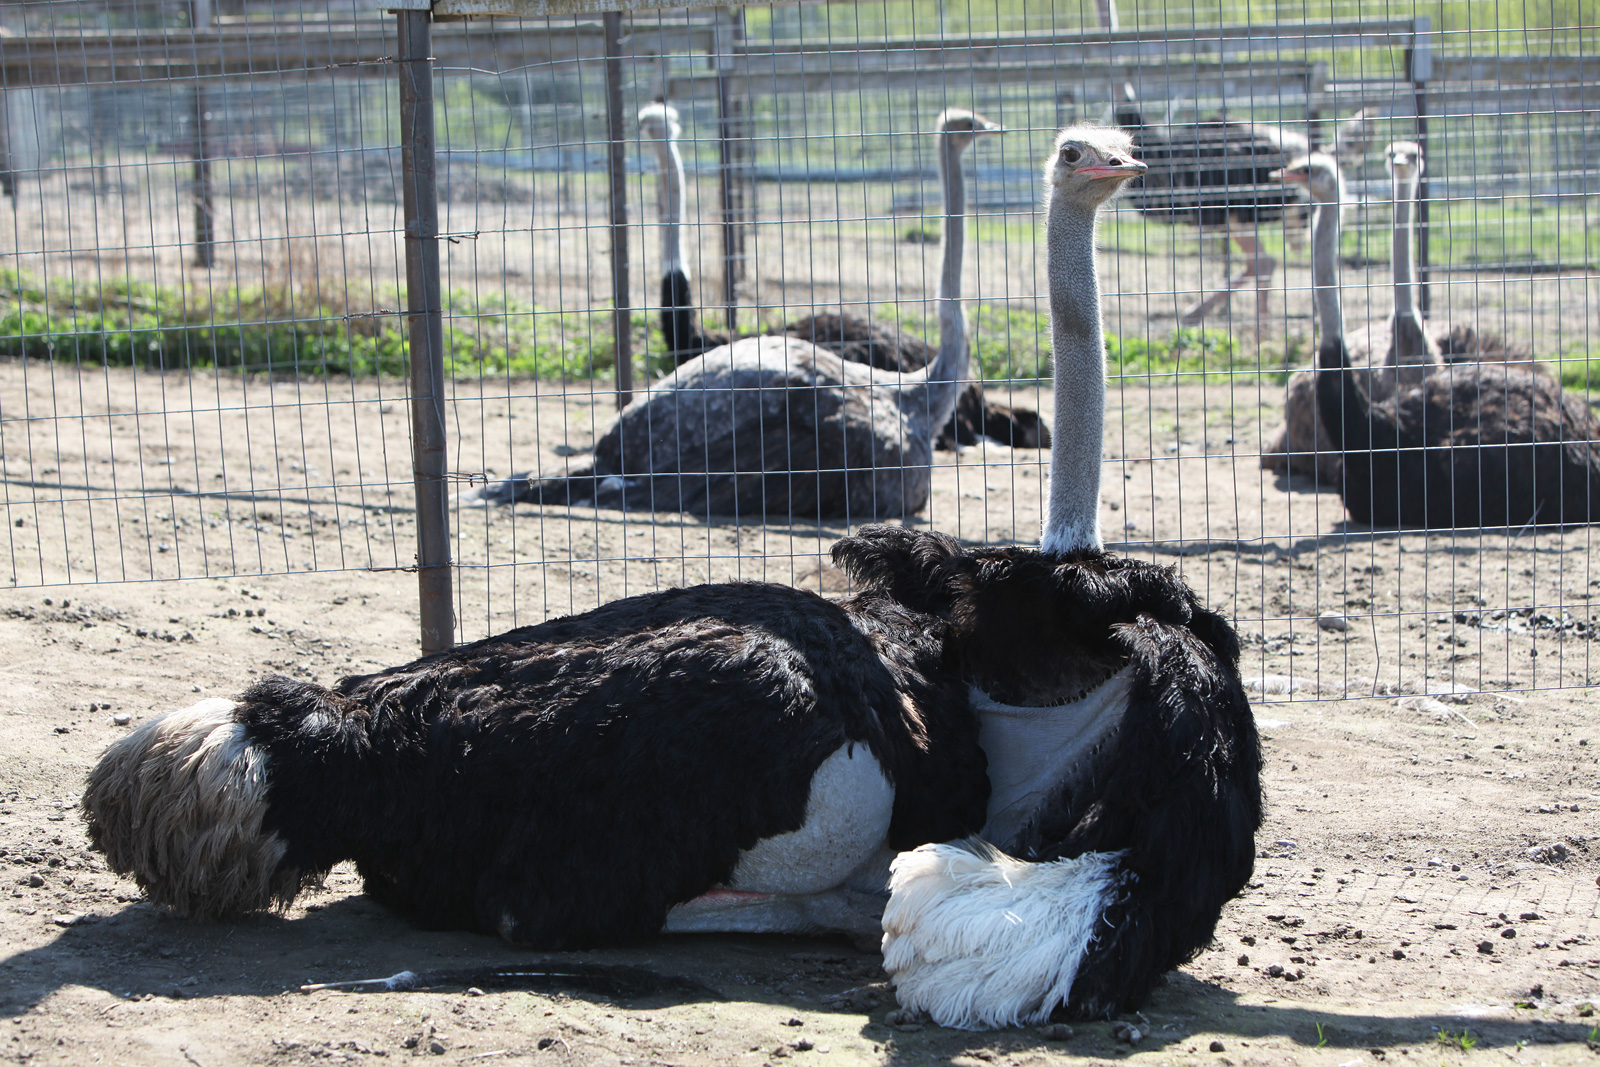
[935, 107, 1003, 152]
[637, 100, 681, 143]
[1385, 140, 1424, 182]
[1045, 124, 1146, 211]
[1273, 152, 1342, 207]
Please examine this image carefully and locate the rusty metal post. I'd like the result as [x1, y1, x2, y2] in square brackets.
[604, 10, 633, 408]
[715, 5, 745, 333]
[397, 8, 455, 653]
[1410, 15, 1433, 316]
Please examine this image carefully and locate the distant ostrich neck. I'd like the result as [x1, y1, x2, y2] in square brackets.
[1311, 183, 1344, 350]
[1040, 194, 1107, 556]
[914, 127, 971, 432]
[1387, 156, 1432, 380]
[650, 130, 687, 276]
[1390, 165, 1419, 322]
[935, 132, 968, 378]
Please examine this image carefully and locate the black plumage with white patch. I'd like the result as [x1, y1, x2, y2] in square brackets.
[87, 579, 986, 945]
[84, 524, 1257, 1024]
[836, 525, 1261, 1019]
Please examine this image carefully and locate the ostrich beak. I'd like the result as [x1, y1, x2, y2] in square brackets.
[1271, 168, 1307, 185]
[1082, 158, 1147, 180]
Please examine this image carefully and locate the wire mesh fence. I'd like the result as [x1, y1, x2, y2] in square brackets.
[0, 0, 1595, 701]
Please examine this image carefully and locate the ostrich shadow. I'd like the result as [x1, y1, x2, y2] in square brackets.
[871, 971, 1598, 1063]
[3, 904, 1594, 1057]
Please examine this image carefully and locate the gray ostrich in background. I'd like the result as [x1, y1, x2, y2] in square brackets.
[637, 102, 1048, 451]
[1288, 150, 1600, 527]
[472, 108, 993, 520]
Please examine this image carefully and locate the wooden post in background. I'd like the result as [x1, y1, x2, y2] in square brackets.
[604, 10, 634, 408]
[190, 0, 215, 267]
[398, 7, 455, 653]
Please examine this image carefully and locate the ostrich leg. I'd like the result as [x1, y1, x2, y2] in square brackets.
[1180, 226, 1277, 325]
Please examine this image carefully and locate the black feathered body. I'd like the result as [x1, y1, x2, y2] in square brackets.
[1316, 342, 1600, 527]
[834, 527, 1262, 1018]
[223, 581, 984, 947]
[1115, 107, 1305, 226]
[787, 313, 1051, 451]
[660, 268, 727, 363]
[85, 525, 1259, 1022]
[502, 336, 949, 520]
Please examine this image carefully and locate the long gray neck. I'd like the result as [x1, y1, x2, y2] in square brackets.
[1382, 161, 1436, 388]
[650, 137, 686, 276]
[1391, 169, 1418, 319]
[1040, 194, 1106, 556]
[899, 133, 968, 433]
[1311, 196, 1344, 350]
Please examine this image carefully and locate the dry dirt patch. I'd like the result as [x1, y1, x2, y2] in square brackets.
[1, 363, 1598, 1065]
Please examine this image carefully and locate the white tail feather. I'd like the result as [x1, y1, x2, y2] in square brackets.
[82, 698, 298, 919]
[881, 841, 1123, 1029]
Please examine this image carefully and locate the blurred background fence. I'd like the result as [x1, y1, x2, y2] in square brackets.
[0, 0, 1595, 699]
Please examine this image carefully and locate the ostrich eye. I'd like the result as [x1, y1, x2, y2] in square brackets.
[1061, 146, 1081, 164]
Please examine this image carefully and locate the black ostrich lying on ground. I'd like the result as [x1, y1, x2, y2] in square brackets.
[82, 126, 1260, 1030]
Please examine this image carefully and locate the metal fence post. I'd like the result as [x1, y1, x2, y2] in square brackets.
[190, 0, 215, 268]
[397, 8, 455, 653]
[1410, 15, 1432, 316]
[715, 5, 745, 333]
[604, 10, 633, 409]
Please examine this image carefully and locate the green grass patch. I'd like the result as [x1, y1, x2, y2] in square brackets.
[863, 301, 1264, 384]
[0, 268, 657, 382]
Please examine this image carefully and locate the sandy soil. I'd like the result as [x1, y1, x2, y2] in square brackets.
[3, 360, 1600, 1066]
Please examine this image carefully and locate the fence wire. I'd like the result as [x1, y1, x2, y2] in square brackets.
[0, 0, 1596, 703]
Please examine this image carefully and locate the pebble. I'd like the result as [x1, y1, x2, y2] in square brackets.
[112, 712, 132, 726]
[1526, 841, 1571, 864]
[1316, 612, 1349, 632]
[428, 1040, 446, 1055]
[1209, 1039, 1227, 1052]
[27, 874, 44, 888]
[1111, 1022, 1142, 1045]
[1041, 1024, 1074, 1041]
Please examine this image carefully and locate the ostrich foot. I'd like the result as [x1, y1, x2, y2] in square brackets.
[1183, 253, 1276, 326]
[1180, 288, 1233, 326]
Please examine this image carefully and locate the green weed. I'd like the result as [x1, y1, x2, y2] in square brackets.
[1435, 1028, 1477, 1052]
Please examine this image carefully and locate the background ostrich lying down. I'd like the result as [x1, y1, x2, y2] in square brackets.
[1263, 141, 1538, 487]
[83, 125, 1261, 1030]
[1287, 149, 1600, 528]
[636, 101, 1048, 452]
[470, 109, 991, 519]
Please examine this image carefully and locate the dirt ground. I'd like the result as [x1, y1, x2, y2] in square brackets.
[3, 359, 1600, 1066]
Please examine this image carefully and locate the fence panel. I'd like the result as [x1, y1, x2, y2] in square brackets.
[1, 0, 1595, 703]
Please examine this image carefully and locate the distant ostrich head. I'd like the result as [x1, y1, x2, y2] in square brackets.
[1045, 124, 1146, 210]
[1385, 140, 1424, 182]
[637, 100, 681, 143]
[1273, 152, 1343, 208]
[935, 107, 1003, 152]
